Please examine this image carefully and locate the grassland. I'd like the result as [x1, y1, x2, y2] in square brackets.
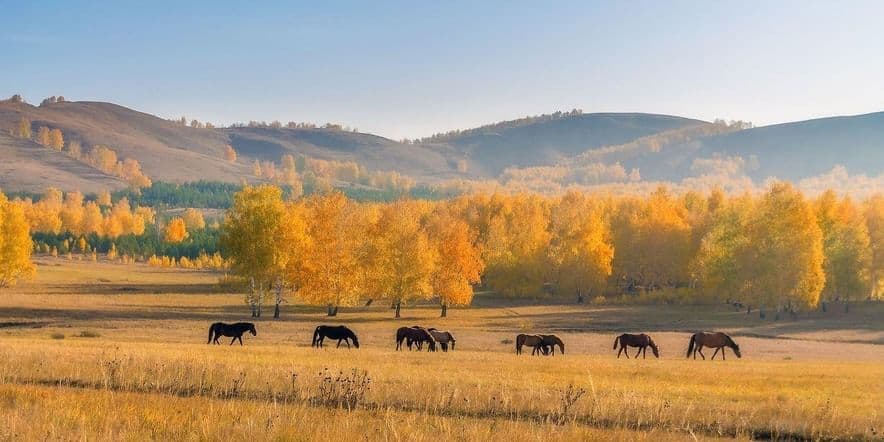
[0, 257, 881, 441]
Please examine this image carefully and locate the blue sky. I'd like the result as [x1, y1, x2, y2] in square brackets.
[2, 1, 882, 139]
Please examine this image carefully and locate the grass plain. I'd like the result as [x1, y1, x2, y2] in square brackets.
[0, 257, 881, 441]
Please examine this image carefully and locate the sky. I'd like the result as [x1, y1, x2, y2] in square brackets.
[2, 1, 883, 139]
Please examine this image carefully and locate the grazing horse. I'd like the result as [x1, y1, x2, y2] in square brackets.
[686, 331, 741, 360]
[613, 333, 659, 359]
[538, 334, 565, 356]
[427, 328, 456, 352]
[516, 334, 547, 355]
[396, 326, 436, 351]
[207, 322, 256, 346]
[312, 325, 360, 349]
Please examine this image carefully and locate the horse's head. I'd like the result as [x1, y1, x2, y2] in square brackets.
[249, 324, 257, 336]
[649, 338, 660, 358]
[351, 333, 360, 349]
[732, 344, 741, 358]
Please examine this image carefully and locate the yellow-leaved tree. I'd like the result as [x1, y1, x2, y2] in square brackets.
[163, 217, 188, 243]
[483, 194, 550, 296]
[296, 192, 366, 316]
[181, 208, 206, 230]
[221, 185, 291, 317]
[366, 201, 435, 318]
[815, 191, 871, 311]
[427, 207, 484, 317]
[749, 182, 825, 316]
[224, 145, 237, 162]
[546, 191, 614, 301]
[0, 191, 36, 287]
[864, 195, 884, 299]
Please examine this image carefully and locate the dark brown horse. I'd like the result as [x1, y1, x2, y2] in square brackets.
[207, 322, 256, 345]
[686, 331, 741, 360]
[427, 328, 456, 351]
[515, 333, 544, 355]
[613, 333, 659, 359]
[396, 326, 436, 351]
[312, 325, 360, 349]
[539, 334, 565, 356]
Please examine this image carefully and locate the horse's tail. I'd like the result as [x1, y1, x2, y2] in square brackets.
[207, 323, 216, 344]
[312, 326, 321, 347]
[686, 334, 696, 358]
[613, 334, 620, 350]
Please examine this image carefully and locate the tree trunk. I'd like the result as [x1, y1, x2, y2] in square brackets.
[332, 305, 339, 316]
[274, 303, 280, 319]
[844, 298, 850, 313]
[576, 289, 584, 304]
[441, 303, 447, 317]
[327, 305, 337, 316]
[394, 301, 401, 319]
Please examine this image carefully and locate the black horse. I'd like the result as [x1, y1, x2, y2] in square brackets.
[396, 326, 436, 351]
[208, 322, 256, 345]
[312, 325, 360, 349]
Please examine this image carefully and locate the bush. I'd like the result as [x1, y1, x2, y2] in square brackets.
[78, 330, 101, 338]
[50, 333, 65, 340]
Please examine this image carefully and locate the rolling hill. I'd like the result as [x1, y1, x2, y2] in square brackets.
[1, 96, 882, 194]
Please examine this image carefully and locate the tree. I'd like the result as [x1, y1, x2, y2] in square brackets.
[0, 192, 36, 287]
[546, 191, 613, 301]
[366, 201, 435, 318]
[164, 217, 188, 243]
[295, 192, 366, 316]
[14, 117, 31, 139]
[97, 190, 112, 207]
[36, 126, 51, 147]
[815, 192, 871, 310]
[865, 195, 884, 299]
[221, 185, 290, 317]
[427, 209, 483, 316]
[181, 208, 206, 230]
[66, 140, 82, 159]
[253, 160, 263, 178]
[224, 145, 237, 162]
[49, 129, 64, 150]
[748, 183, 824, 315]
[483, 194, 550, 296]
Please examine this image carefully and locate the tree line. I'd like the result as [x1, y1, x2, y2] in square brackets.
[220, 183, 883, 319]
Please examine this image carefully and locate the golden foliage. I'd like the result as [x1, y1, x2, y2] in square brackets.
[0, 191, 36, 287]
[163, 218, 188, 243]
[224, 145, 237, 162]
[181, 208, 205, 230]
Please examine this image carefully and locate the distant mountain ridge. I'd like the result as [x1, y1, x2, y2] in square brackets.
[0, 96, 881, 194]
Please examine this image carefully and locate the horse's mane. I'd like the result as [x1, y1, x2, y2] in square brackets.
[724, 334, 739, 349]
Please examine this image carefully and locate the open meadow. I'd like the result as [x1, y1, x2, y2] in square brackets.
[0, 257, 879, 441]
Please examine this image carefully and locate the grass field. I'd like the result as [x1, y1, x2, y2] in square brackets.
[0, 257, 881, 441]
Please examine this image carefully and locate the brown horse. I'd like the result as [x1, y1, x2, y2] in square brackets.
[613, 333, 659, 359]
[396, 326, 436, 351]
[515, 334, 546, 355]
[539, 334, 565, 355]
[427, 328, 456, 352]
[686, 331, 741, 360]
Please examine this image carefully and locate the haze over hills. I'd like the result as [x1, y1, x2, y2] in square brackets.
[0, 95, 882, 194]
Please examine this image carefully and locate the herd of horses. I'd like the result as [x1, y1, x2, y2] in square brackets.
[207, 322, 743, 360]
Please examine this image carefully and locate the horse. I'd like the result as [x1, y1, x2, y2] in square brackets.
[427, 328, 456, 352]
[396, 326, 436, 351]
[686, 331, 741, 360]
[613, 333, 659, 359]
[207, 322, 256, 346]
[539, 334, 565, 356]
[312, 325, 360, 349]
[516, 333, 547, 355]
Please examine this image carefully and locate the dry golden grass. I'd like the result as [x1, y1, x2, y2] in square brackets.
[0, 258, 882, 440]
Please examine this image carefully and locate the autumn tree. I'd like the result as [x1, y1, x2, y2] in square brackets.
[224, 145, 237, 162]
[365, 201, 435, 318]
[221, 185, 291, 317]
[427, 208, 483, 316]
[483, 194, 550, 296]
[163, 217, 188, 243]
[181, 208, 206, 230]
[748, 183, 825, 315]
[97, 190, 112, 207]
[295, 192, 366, 316]
[49, 129, 64, 150]
[546, 191, 613, 301]
[865, 195, 884, 299]
[14, 117, 31, 139]
[0, 192, 36, 287]
[36, 126, 51, 147]
[815, 192, 871, 310]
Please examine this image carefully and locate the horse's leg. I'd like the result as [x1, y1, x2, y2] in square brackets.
[642, 346, 647, 359]
[697, 345, 705, 360]
[722, 347, 726, 360]
[617, 347, 622, 358]
[346, 339, 351, 349]
[230, 336, 236, 345]
[238, 336, 244, 346]
[711, 347, 720, 360]
[624, 346, 630, 359]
